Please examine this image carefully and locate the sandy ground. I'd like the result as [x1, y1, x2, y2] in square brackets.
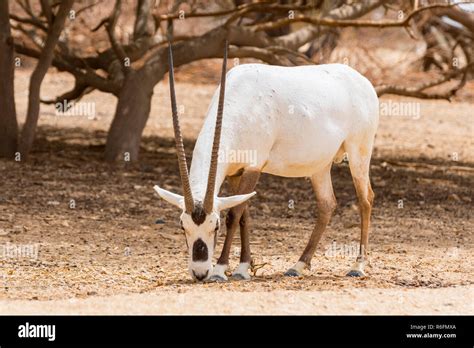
[0, 69, 473, 314]
[2, 286, 473, 315]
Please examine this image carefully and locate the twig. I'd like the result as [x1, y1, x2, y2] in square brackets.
[250, 259, 268, 277]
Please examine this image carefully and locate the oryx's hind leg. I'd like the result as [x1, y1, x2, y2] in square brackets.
[285, 165, 336, 277]
[345, 141, 374, 277]
[209, 168, 260, 282]
[223, 175, 255, 280]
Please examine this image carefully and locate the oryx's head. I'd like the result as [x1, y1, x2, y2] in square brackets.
[154, 41, 255, 282]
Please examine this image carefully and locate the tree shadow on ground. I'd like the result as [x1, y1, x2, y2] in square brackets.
[18, 125, 474, 215]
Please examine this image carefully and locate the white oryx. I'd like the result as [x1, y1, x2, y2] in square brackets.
[154, 41, 379, 282]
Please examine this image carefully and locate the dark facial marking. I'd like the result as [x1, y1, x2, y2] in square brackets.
[191, 201, 207, 225]
[192, 238, 208, 262]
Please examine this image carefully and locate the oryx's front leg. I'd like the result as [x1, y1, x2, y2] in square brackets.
[285, 166, 336, 277]
[232, 206, 252, 280]
[209, 169, 260, 282]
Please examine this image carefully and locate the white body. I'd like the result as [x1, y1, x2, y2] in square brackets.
[190, 63, 379, 198]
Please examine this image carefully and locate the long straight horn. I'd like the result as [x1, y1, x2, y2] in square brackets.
[168, 42, 194, 213]
[203, 41, 228, 214]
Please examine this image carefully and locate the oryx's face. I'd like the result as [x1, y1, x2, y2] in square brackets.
[180, 205, 219, 281]
[154, 40, 255, 281]
[154, 186, 256, 281]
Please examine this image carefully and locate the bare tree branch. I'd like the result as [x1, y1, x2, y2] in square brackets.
[105, 0, 129, 74]
[40, 0, 53, 25]
[376, 63, 473, 99]
[436, 6, 474, 33]
[134, 0, 154, 39]
[275, 0, 386, 51]
[40, 77, 93, 106]
[156, 1, 315, 21]
[229, 44, 312, 66]
[76, 0, 103, 16]
[252, 3, 464, 32]
[10, 13, 48, 31]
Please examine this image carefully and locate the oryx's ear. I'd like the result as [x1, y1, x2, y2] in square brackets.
[216, 192, 257, 212]
[154, 185, 184, 210]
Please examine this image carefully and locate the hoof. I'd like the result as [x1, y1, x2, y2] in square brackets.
[346, 270, 365, 277]
[231, 273, 251, 281]
[284, 269, 301, 277]
[208, 274, 227, 282]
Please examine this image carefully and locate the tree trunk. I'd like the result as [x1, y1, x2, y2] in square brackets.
[104, 70, 156, 162]
[18, 0, 74, 159]
[0, 0, 18, 158]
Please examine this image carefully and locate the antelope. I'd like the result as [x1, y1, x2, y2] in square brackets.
[154, 41, 379, 282]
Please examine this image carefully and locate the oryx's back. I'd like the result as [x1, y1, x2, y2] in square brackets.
[197, 63, 379, 177]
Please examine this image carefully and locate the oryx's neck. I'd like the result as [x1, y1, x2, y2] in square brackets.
[189, 133, 230, 202]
